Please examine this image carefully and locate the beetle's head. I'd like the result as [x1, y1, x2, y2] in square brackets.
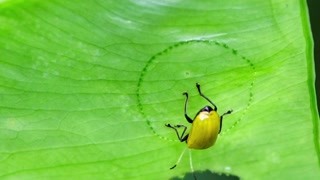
[201, 106, 214, 112]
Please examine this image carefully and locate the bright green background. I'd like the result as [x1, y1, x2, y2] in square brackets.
[0, 0, 319, 179]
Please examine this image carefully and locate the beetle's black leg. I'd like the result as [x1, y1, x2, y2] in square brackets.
[165, 124, 188, 142]
[173, 124, 188, 142]
[181, 134, 189, 143]
[183, 92, 193, 123]
[196, 83, 217, 111]
[219, 110, 233, 133]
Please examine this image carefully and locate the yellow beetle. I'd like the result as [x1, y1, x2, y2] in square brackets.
[165, 83, 232, 173]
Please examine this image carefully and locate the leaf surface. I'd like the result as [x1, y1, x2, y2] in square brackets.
[0, 0, 318, 179]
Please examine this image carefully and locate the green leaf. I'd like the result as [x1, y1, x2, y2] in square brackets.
[0, 0, 319, 179]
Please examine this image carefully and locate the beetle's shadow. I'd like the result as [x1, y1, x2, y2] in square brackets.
[170, 169, 240, 180]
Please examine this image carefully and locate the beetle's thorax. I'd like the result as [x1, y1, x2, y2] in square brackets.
[198, 106, 214, 121]
[198, 111, 209, 121]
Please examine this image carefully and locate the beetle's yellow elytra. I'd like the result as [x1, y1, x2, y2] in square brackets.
[187, 109, 220, 149]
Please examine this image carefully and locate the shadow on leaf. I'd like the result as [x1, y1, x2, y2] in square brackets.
[170, 169, 240, 180]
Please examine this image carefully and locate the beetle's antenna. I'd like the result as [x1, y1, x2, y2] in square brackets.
[196, 83, 217, 111]
[170, 147, 187, 169]
[189, 149, 197, 180]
